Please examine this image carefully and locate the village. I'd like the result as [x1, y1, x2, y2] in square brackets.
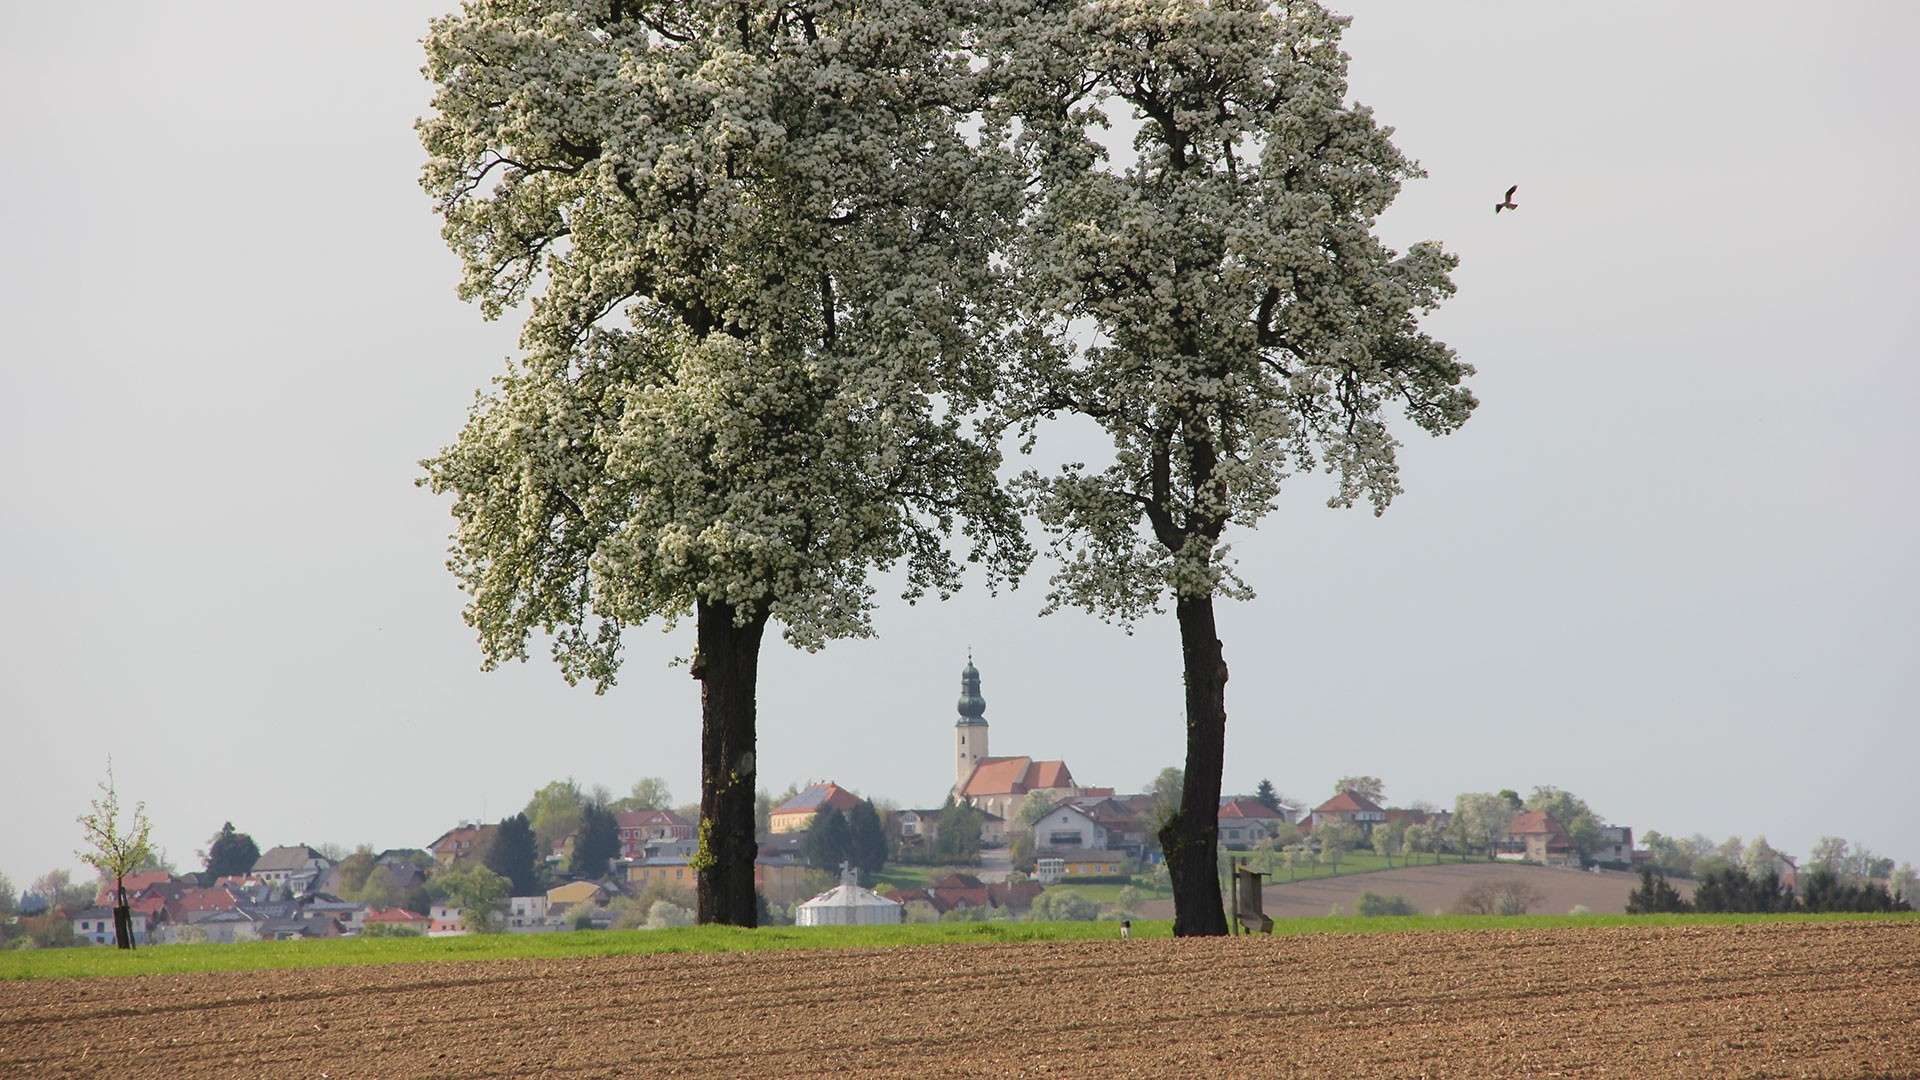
[24, 659, 1677, 948]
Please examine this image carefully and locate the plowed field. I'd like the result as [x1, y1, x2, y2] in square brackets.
[3, 921, 1915, 1077]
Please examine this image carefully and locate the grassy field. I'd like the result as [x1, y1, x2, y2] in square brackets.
[875, 851, 1471, 893]
[4, 911, 1910, 982]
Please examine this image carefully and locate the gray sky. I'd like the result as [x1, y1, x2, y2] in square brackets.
[3, 1, 1915, 889]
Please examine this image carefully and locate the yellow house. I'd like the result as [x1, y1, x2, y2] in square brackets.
[628, 859, 697, 890]
[546, 880, 606, 912]
[1037, 850, 1131, 882]
[769, 781, 864, 833]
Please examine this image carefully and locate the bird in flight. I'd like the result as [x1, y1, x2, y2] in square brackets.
[1494, 185, 1519, 213]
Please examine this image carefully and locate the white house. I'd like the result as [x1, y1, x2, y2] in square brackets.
[507, 895, 557, 932]
[1031, 803, 1109, 851]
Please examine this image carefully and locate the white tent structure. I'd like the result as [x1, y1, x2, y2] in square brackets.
[795, 865, 903, 927]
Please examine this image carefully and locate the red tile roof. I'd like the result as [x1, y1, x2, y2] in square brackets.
[616, 809, 693, 830]
[1508, 811, 1573, 845]
[772, 782, 863, 816]
[95, 870, 178, 904]
[1219, 798, 1285, 820]
[365, 907, 429, 924]
[961, 757, 1078, 797]
[1315, 790, 1385, 814]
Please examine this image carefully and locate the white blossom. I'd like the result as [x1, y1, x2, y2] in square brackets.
[418, 0, 1028, 686]
[993, 0, 1476, 623]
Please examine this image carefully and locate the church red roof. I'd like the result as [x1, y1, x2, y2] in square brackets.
[961, 756, 1078, 798]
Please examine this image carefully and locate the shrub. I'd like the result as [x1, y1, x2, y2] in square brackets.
[1450, 879, 1547, 916]
[645, 901, 696, 929]
[1028, 890, 1099, 922]
[358, 922, 423, 939]
[1355, 890, 1417, 917]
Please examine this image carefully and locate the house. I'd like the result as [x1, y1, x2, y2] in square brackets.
[362, 907, 430, 935]
[1034, 850, 1130, 882]
[884, 873, 993, 917]
[427, 823, 497, 866]
[250, 846, 333, 895]
[628, 852, 811, 898]
[1307, 791, 1388, 836]
[888, 809, 941, 855]
[256, 916, 341, 941]
[627, 856, 697, 892]
[429, 903, 467, 936]
[547, 879, 610, 916]
[305, 898, 368, 933]
[754, 855, 809, 897]
[769, 782, 865, 834]
[1592, 825, 1636, 868]
[1071, 798, 1152, 858]
[1504, 811, 1579, 867]
[506, 895, 556, 932]
[1217, 798, 1293, 849]
[148, 882, 241, 925]
[94, 870, 178, 906]
[182, 908, 264, 944]
[71, 905, 158, 946]
[985, 880, 1046, 914]
[1031, 803, 1110, 852]
[616, 810, 696, 858]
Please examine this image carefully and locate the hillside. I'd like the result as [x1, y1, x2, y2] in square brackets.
[1134, 862, 1687, 920]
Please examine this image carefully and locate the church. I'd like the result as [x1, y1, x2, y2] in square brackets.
[947, 657, 1087, 820]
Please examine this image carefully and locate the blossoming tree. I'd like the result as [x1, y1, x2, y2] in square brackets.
[419, 0, 1025, 926]
[996, 0, 1476, 934]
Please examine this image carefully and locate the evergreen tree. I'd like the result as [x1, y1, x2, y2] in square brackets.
[1692, 866, 1794, 914]
[804, 807, 854, 874]
[1625, 869, 1692, 914]
[1254, 779, 1281, 814]
[848, 801, 888, 879]
[569, 804, 621, 880]
[203, 822, 260, 881]
[486, 813, 543, 895]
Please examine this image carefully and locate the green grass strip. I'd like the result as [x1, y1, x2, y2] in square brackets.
[2, 911, 1910, 982]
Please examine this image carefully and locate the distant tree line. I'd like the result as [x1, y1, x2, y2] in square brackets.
[1627, 867, 1912, 915]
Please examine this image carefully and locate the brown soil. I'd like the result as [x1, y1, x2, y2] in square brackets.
[1134, 862, 1685, 922]
[3, 922, 1915, 1078]
[1267, 860, 1686, 918]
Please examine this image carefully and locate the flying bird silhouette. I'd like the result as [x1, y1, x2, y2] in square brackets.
[1494, 185, 1519, 213]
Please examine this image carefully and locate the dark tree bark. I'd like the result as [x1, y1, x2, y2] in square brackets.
[112, 871, 133, 949]
[1158, 593, 1230, 936]
[692, 597, 770, 927]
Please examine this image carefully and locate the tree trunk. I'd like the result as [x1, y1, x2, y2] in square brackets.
[692, 597, 769, 927]
[1158, 593, 1230, 936]
[113, 871, 133, 949]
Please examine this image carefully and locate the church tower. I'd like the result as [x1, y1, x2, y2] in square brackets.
[954, 656, 989, 788]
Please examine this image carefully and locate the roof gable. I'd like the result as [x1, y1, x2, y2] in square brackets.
[1025, 760, 1076, 790]
[1508, 811, 1573, 844]
[252, 845, 328, 872]
[1219, 798, 1284, 820]
[773, 782, 863, 815]
[1316, 791, 1385, 814]
[961, 757, 1032, 797]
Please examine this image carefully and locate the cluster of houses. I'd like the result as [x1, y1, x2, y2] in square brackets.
[62, 843, 646, 946]
[55, 659, 1634, 945]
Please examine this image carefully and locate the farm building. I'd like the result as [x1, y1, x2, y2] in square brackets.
[795, 868, 903, 927]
